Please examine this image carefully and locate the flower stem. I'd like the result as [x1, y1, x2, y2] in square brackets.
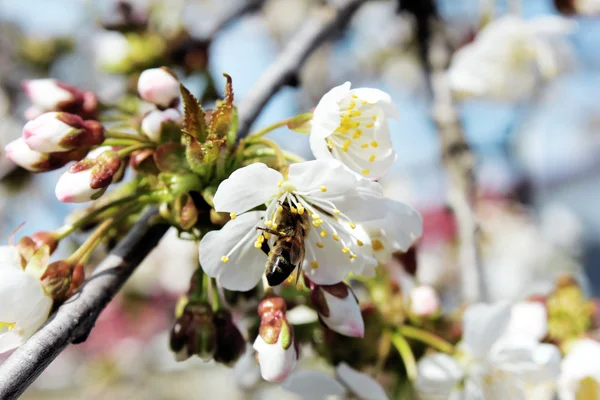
[391, 332, 418, 381]
[398, 325, 455, 354]
[242, 147, 305, 163]
[105, 130, 148, 142]
[210, 277, 222, 310]
[116, 143, 155, 158]
[246, 113, 312, 140]
[103, 139, 142, 147]
[65, 218, 114, 265]
[244, 138, 286, 168]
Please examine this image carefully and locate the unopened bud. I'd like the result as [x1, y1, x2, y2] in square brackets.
[170, 302, 217, 362]
[253, 297, 297, 382]
[22, 79, 80, 112]
[23, 112, 104, 153]
[55, 146, 121, 203]
[137, 67, 180, 109]
[409, 285, 440, 317]
[141, 108, 182, 142]
[180, 195, 199, 230]
[213, 310, 246, 366]
[5, 137, 51, 172]
[40, 260, 74, 301]
[311, 283, 364, 338]
[30, 231, 60, 254]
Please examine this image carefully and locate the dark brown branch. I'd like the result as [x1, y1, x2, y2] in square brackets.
[0, 208, 169, 399]
[236, 0, 367, 138]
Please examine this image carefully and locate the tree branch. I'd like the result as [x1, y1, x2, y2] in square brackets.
[236, 0, 367, 138]
[0, 208, 169, 399]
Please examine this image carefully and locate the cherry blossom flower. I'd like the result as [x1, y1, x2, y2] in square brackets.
[558, 338, 600, 400]
[199, 160, 393, 290]
[448, 16, 576, 101]
[0, 246, 52, 353]
[416, 302, 561, 400]
[310, 282, 364, 337]
[309, 82, 399, 180]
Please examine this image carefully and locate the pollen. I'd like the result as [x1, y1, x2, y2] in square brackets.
[333, 209, 341, 215]
[369, 154, 376, 162]
[357, 239, 364, 246]
[362, 169, 370, 175]
[312, 213, 320, 220]
[297, 205, 305, 214]
[332, 233, 340, 241]
[265, 220, 273, 227]
[263, 232, 271, 239]
[361, 143, 369, 149]
[254, 241, 262, 248]
[349, 254, 358, 260]
[341, 139, 351, 152]
[362, 100, 368, 105]
[350, 110, 361, 117]
[272, 223, 278, 229]
[290, 205, 298, 214]
[316, 242, 324, 248]
[320, 230, 327, 238]
[220, 256, 230, 263]
[320, 185, 327, 192]
[348, 100, 356, 109]
[352, 130, 362, 139]
[366, 122, 374, 128]
[342, 247, 350, 254]
[257, 234, 265, 243]
[371, 115, 377, 120]
[230, 212, 237, 220]
[352, 94, 358, 99]
[277, 180, 283, 187]
[349, 222, 356, 229]
[311, 261, 319, 269]
[370, 141, 379, 148]
[372, 239, 384, 251]
[277, 205, 283, 213]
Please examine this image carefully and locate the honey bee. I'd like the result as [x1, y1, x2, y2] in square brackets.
[257, 201, 310, 286]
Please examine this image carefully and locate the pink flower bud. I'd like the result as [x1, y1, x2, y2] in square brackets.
[311, 283, 364, 338]
[137, 67, 180, 108]
[22, 79, 80, 111]
[23, 112, 104, 153]
[5, 138, 50, 172]
[141, 108, 182, 142]
[55, 146, 121, 203]
[253, 297, 297, 382]
[409, 285, 440, 317]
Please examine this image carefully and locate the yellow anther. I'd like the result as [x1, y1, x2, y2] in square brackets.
[320, 185, 327, 192]
[279, 231, 286, 236]
[290, 206, 298, 214]
[348, 100, 356, 109]
[254, 241, 262, 248]
[349, 222, 356, 229]
[221, 256, 230, 263]
[311, 261, 319, 269]
[230, 212, 237, 220]
[369, 154, 376, 162]
[352, 94, 358, 99]
[371, 141, 379, 148]
[312, 213, 320, 219]
[362, 169, 370, 175]
[361, 143, 369, 149]
[342, 247, 350, 254]
[341, 139, 351, 152]
[327, 139, 334, 149]
[366, 122, 374, 128]
[352, 130, 362, 140]
[272, 223, 278, 229]
[297, 205, 305, 214]
[257, 234, 265, 243]
[333, 209, 341, 215]
[350, 110, 361, 117]
[372, 239, 384, 251]
[277, 180, 283, 187]
[320, 230, 327, 238]
[277, 205, 283, 213]
[332, 233, 340, 241]
[312, 220, 321, 228]
[264, 232, 271, 239]
[357, 239, 364, 246]
[362, 100, 368, 105]
[371, 115, 377, 120]
[349, 254, 358, 260]
[265, 220, 272, 227]
[316, 242, 325, 248]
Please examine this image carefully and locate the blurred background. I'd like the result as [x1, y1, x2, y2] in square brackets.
[0, 0, 599, 398]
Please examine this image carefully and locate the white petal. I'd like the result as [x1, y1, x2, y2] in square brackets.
[324, 177, 388, 222]
[504, 301, 548, 342]
[559, 339, 600, 400]
[336, 362, 388, 400]
[320, 290, 364, 338]
[490, 338, 561, 381]
[212, 163, 281, 214]
[462, 302, 512, 359]
[288, 159, 358, 199]
[253, 335, 297, 383]
[310, 82, 351, 141]
[286, 305, 318, 325]
[55, 169, 101, 203]
[415, 354, 464, 397]
[302, 225, 356, 285]
[349, 88, 399, 120]
[0, 246, 22, 270]
[283, 370, 346, 399]
[198, 211, 267, 291]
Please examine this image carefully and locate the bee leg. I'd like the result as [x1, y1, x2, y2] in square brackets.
[256, 227, 288, 237]
[260, 241, 270, 256]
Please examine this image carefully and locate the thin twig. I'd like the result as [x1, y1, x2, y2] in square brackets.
[0, 208, 169, 399]
[236, 0, 367, 138]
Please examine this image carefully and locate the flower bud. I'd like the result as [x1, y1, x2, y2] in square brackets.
[253, 297, 297, 382]
[141, 108, 182, 142]
[30, 231, 60, 254]
[40, 260, 74, 301]
[24, 105, 44, 121]
[213, 309, 247, 366]
[5, 137, 50, 172]
[169, 302, 217, 362]
[23, 112, 104, 153]
[311, 282, 364, 338]
[409, 285, 440, 317]
[137, 67, 180, 109]
[55, 146, 121, 203]
[22, 79, 79, 112]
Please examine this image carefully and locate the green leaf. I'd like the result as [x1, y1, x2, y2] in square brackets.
[154, 143, 190, 173]
[209, 73, 234, 139]
[180, 84, 208, 142]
